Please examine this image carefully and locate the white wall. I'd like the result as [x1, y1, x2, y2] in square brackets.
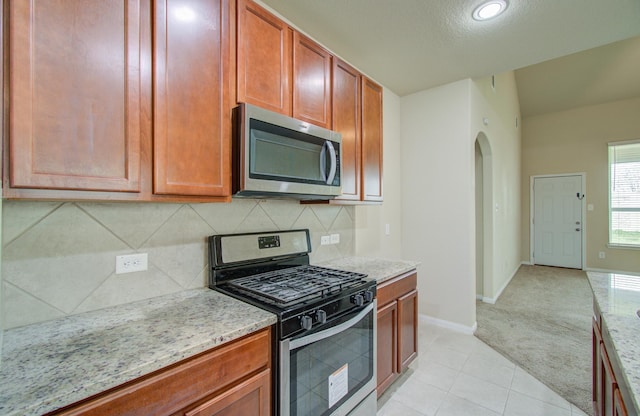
[400, 79, 476, 329]
[355, 88, 403, 259]
[398, 73, 522, 329]
[470, 73, 522, 301]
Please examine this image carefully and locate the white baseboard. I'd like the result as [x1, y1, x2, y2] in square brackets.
[480, 263, 523, 304]
[419, 314, 477, 335]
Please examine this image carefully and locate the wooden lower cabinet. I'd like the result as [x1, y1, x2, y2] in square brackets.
[376, 300, 398, 395]
[592, 310, 632, 416]
[376, 271, 418, 397]
[51, 328, 272, 416]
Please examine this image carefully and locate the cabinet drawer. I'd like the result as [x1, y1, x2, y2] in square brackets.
[183, 369, 270, 416]
[55, 328, 271, 416]
[377, 272, 417, 307]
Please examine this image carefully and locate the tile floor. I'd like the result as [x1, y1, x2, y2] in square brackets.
[377, 320, 589, 416]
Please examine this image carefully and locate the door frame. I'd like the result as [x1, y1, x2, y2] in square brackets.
[529, 173, 587, 269]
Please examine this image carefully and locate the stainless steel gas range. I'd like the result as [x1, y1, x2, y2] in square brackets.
[208, 229, 377, 416]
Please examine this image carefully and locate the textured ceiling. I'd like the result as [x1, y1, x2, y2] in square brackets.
[259, 0, 640, 116]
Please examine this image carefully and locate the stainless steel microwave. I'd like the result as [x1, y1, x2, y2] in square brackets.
[233, 103, 342, 200]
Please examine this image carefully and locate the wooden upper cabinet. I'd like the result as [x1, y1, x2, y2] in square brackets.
[361, 76, 383, 202]
[236, 0, 292, 115]
[153, 0, 231, 196]
[332, 58, 361, 201]
[8, 0, 142, 192]
[292, 32, 332, 129]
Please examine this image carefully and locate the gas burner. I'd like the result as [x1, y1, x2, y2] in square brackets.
[226, 265, 367, 305]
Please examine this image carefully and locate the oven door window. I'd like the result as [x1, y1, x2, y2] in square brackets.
[289, 308, 374, 416]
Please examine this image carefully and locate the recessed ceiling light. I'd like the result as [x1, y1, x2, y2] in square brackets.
[472, 0, 508, 21]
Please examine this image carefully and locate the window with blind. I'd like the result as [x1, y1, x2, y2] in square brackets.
[609, 140, 640, 247]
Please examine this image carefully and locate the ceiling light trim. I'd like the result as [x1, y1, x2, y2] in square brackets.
[472, 0, 508, 21]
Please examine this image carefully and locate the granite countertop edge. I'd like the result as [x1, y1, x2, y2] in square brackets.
[318, 256, 420, 284]
[0, 288, 277, 416]
[587, 271, 640, 412]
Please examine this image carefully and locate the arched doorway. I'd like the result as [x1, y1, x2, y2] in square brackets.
[475, 133, 493, 300]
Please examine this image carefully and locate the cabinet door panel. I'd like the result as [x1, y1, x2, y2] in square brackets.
[154, 0, 230, 196]
[292, 32, 331, 128]
[398, 289, 418, 371]
[600, 343, 616, 416]
[614, 389, 628, 416]
[361, 76, 383, 202]
[332, 59, 360, 201]
[594, 317, 603, 416]
[184, 369, 270, 416]
[376, 300, 397, 396]
[9, 0, 141, 192]
[237, 0, 291, 115]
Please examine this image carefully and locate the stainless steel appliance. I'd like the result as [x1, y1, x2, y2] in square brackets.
[208, 229, 376, 416]
[233, 103, 342, 200]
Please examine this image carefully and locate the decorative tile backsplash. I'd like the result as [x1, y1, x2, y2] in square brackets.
[1, 199, 355, 329]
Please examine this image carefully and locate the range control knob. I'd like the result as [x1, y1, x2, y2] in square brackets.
[364, 290, 374, 303]
[316, 309, 327, 324]
[352, 293, 365, 307]
[300, 315, 313, 331]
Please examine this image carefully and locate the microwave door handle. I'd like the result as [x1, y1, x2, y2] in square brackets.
[319, 142, 328, 182]
[325, 141, 337, 185]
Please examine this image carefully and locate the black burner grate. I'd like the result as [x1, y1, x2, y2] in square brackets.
[226, 265, 367, 305]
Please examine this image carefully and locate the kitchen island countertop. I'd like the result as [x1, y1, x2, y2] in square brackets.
[319, 256, 420, 283]
[0, 288, 277, 416]
[587, 271, 640, 412]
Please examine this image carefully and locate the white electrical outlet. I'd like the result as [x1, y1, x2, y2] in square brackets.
[320, 235, 331, 245]
[116, 253, 148, 274]
[599, 251, 606, 259]
[330, 233, 340, 244]
[385, 224, 390, 236]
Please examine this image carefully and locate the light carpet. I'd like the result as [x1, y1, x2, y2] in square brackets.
[475, 265, 593, 415]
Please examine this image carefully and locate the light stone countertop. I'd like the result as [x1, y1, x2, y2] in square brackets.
[0, 288, 277, 416]
[319, 257, 420, 284]
[587, 271, 640, 412]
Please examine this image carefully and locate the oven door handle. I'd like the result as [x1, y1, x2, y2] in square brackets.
[289, 302, 375, 351]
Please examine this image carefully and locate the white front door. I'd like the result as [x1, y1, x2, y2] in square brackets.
[533, 175, 583, 269]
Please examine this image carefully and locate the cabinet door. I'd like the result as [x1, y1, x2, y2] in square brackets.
[332, 58, 361, 201]
[600, 343, 616, 416]
[361, 76, 383, 202]
[613, 389, 628, 416]
[292, 32, 332, 128]
[376, 301, 398, 397]
[184, 369, 270, 416]
[9, 0, 142, 192]
[593, 317, 603, 416]
[154, 0, 231, 196]
[237, 0, 291, 115]
[397, 289, 418, 371]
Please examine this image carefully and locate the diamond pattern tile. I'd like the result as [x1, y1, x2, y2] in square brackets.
[2, 282, 65, 329]
[80, 202, 181, 249]
[311, 205, 342, 230]
[1, 199, 355, 328]
[234, 204, 278, 233]
[141, 206, 214, 288]
[192, 199, 257, 234]
[2, 201, 62, 245]
[3, 204, 130, 314]
[74, 265, 182, 314]
[258, 199, 305, 229]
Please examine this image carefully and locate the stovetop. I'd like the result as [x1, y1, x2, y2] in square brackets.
[225, 265, 368, 306]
